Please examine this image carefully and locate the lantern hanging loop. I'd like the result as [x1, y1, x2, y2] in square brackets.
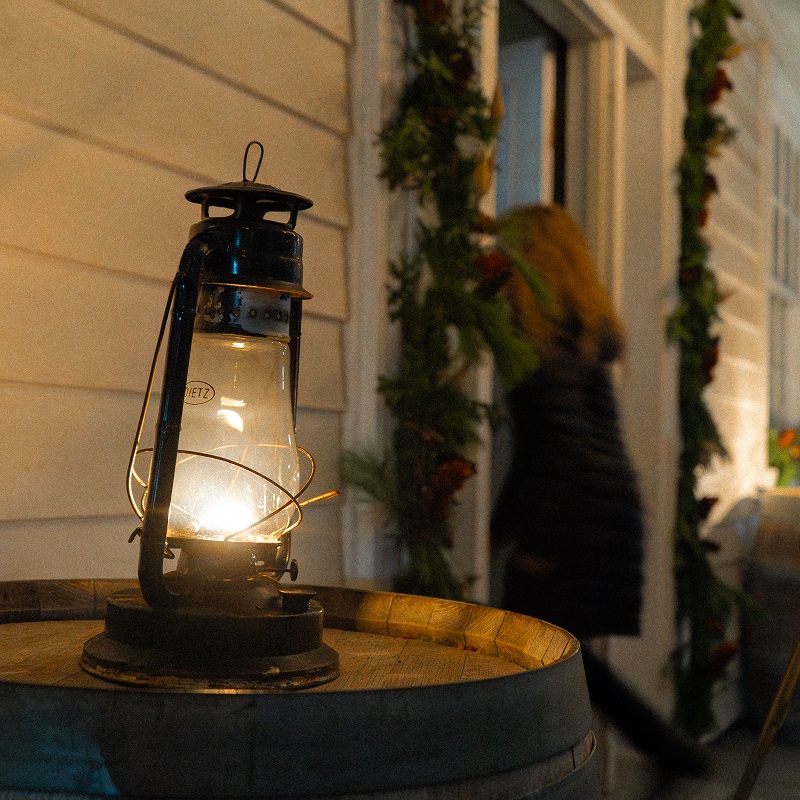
[242, 140, 264, 183]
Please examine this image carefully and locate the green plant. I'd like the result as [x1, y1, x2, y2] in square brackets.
[342, 0, 537, 600]
[768, 428, 800, 486]
[667, 0, 752, 739]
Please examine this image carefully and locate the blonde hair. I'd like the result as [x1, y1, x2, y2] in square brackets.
[499, 204, 625, 363]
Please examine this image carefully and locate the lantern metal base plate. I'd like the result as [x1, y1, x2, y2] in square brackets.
[81, 587, 339, 691]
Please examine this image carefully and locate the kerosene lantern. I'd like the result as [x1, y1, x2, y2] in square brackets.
[81, 143, 339, 689]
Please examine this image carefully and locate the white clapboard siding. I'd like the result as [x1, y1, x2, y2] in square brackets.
[728, 40, 758, 90]
[0, 378, 342, 523]
[717, 104, 760, 172]
[703, 391, 765, 430]
[714, 149, 759, 211]
[0, 247, 344, 398]
[302, 221, 348, 321]
[298, 317, 345, 411]
[716, 272, 764, 329]
[0, 410, 342, 582]
[275, 0, 352, 45]
[0, 0, 347, 228]
[698, 36, 770, 517]
[0, 246, 168, 392]
[715, 314, 765, 366]
[0, 116, 346, 321]
[712, 189, 759, 247]
[0, 508, 343, 583]
[0, 516, 140, 581]
[54, 0, 350, 135]
[698, 20, 769, 728]
[707, 220, 761, 286]
[291, 505, 344, 586]
[293, 408, 344, 585]
[0, 383, 143, 521]
[719, 58, 758, 122]
[296, 409, 342, 494]
[0, 0, 351, 588]
[0, 115, 185, 280]
[710, 355, 766, 406]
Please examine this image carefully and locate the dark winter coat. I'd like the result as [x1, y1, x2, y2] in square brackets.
[492, 336, 644, 639]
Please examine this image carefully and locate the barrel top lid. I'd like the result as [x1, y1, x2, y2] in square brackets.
[0, 581, 580, 689]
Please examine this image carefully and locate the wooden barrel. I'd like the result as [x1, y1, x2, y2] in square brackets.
[743, 489, 800, 744]
[0, 580, 599, 799]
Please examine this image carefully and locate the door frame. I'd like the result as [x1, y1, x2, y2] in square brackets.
[342, 0, 664, 601]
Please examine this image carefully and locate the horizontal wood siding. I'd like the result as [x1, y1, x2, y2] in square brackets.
[0, 0, 348, 227]
[55, 0, 351, 134]
[276, 0, 353, 44]
[698, 23, 770, 517]
[0, 0, 349, 585]
[0, 406, 341, 583]
[0, 517, 140, 582]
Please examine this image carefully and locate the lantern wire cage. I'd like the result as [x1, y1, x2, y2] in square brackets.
[125, 270, 338, 550]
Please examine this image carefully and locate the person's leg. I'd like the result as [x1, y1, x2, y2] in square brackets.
[581, 649, 708, 776]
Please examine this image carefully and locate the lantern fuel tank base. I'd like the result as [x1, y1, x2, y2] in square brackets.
[80, 585, 339, 690]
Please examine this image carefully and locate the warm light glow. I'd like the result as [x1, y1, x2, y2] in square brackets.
[216, 409, 244, 432]
[193, 498, 258, 537]
[167, 334, 300, 543]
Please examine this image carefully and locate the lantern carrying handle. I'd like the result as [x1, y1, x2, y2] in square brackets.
[136, 233, 219, 609]
[126, 273, 179, 525]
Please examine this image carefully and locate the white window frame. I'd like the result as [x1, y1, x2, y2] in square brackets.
[768, 63, 800, 427]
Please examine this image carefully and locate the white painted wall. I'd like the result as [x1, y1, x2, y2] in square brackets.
[696, 15, 773, 521]
[0, 0, 351, 585]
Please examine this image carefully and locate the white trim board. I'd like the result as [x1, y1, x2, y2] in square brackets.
[519, 0, 660, 79]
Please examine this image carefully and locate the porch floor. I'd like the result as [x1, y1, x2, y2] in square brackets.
[649, 724, 799, 800]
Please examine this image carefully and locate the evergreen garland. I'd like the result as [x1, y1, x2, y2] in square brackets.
[342, 0, 537, 599]
[667, 0, 750, 738]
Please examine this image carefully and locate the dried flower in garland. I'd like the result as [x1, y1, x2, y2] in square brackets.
[667, 0, 753, 739]
[342, 0, 538, 599]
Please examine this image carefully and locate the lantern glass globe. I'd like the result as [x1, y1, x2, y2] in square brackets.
[167, 333, 300, 544]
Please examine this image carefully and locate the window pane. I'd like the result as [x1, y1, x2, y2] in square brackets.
[770, 295, 786, 418]
[794, 145, 800, 217]
[793, 218, 800, 292]
[768, 123, 800, 424]
[785, 205, 792, 285]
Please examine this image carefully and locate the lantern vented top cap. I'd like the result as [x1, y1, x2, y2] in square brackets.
[186, 142, 312, 229]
